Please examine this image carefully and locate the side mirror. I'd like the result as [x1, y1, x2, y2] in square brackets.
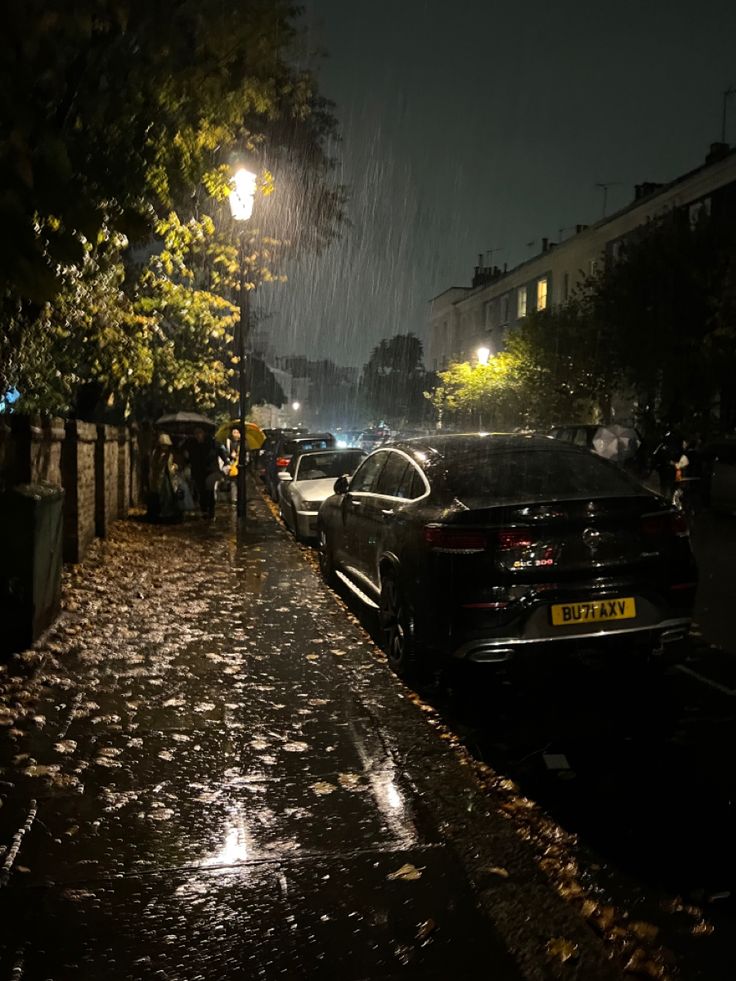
[278, 471, 292, 482]
[334, 474, 350, 495]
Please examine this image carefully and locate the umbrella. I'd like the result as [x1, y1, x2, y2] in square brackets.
[214, 419, 266, 451]
[592, 425, 640, 462]
[155, 412, 216, 431]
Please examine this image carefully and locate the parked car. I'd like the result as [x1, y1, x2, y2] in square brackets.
[317, 434, 696, 678]
[264, 432, 335, 500]
[258, 428, 302, 484]
[335, 430, 362, 448]
[359, 427, 391, 454]
[278, 448, 366, 540]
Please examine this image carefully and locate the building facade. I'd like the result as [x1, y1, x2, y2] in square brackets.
[428, 144, 736, 371]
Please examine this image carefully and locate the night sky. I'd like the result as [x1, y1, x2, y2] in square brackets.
[261, 0, 736, 368]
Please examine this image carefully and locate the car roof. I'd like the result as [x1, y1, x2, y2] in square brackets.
[381, 432, 583, 462]
[296, 447, 363, 458]
[285, 432, 334, 441]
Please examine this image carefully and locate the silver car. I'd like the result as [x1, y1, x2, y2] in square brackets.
[278, 448, 366, 541]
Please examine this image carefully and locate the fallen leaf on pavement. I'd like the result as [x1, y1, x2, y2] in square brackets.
[282, 741, 309, 753]
[310, 781, 337, 795]
[485, 866, 509, 879]
[387, 863, 423, 882]
[630, 921, 660, 942]
[545, 937, 579, 963]
[416, 918, 437, 942]
[54, 740, 78, 755]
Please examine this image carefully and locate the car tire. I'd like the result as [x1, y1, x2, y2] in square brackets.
[291, 503, 303, 543]
[379, 571, 420, 680]
[318, 528, 337, 586]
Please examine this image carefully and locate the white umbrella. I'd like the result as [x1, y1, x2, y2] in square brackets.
[592, 425, 640, 462]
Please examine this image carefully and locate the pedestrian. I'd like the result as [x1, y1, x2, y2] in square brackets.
[221, 427, 241, 505]
[148, 433, 179, 522]
[652, 428, 683, 502]
[185, 427, 226, 518]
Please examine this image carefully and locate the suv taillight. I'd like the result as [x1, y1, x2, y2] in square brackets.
[497, 529, 535, 550]
[276, 456, 291, 468]
[641, 511, 689, 538]
[423, 525, 486, 552]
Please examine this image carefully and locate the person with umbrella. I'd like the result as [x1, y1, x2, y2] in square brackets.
[185, 426, 228, 518]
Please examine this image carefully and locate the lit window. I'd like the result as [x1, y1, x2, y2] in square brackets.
[536, 278, 548, 311]
[517, 287, 527, 318]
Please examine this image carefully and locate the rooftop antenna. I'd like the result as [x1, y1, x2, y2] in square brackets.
[722, 85, 736, 143]
[595, 182, 621, 219]
[485, 247, 501, 268]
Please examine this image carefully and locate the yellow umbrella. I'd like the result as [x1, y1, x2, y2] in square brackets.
[214, 419, 266, 450]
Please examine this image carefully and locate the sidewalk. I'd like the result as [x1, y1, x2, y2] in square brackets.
[0, 481, 624, 980]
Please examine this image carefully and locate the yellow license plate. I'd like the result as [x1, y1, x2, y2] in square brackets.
[550, 597, 636, 626]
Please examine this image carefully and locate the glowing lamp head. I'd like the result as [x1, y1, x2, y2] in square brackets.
[291, 401, 301, 412]
[476, 346, 491, 366]
[229, 168, 257, 221]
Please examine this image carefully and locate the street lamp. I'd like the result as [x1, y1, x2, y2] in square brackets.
[229, 166, 257, 521]
[291, 401, 301, 412]
[476, 346, 491, 366]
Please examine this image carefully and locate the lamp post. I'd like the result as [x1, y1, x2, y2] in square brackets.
[475, 346, 491, 429]
[229, 167, 257, 521]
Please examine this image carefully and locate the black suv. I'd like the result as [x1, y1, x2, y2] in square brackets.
[317, 434, 696, 677]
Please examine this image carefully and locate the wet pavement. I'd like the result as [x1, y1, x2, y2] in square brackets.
[339, 506, 736, 981]
[0, 482, 629, 980]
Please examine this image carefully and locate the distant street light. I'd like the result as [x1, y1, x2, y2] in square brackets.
[476, 346, 491, 366]
[292, 401, 301, 412]
[229, 166, 257, 522]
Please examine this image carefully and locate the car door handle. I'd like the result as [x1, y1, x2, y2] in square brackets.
[381, 508, 394, 516]
[349, 498, 362, 507]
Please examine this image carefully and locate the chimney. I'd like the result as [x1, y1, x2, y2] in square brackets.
[478, 253, 484, 268]
[634, 181, 663, 200]
[706, 142, 729, 165]
[541, 237, 548, 252]
[575, 223, 588, 234]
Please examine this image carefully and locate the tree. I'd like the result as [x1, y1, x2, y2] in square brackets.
[361, 334, 435, 425]
[0, 0, 345, 419]
[590, 210, 736, 432]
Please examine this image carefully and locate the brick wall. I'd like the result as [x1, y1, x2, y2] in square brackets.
[117, 427, 129, 516]
[61, 421, 97, 563]
[95, 425, 119, 538]
[1, 415, 141, 565]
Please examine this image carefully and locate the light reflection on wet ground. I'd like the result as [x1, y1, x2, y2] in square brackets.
[0, 495, 527, 980]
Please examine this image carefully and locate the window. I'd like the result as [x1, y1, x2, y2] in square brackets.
[689, 197, 711, 229]
[350, 452, 388, 493]
[563, 272, 570, 300]
[536, 277, 548, 311]
[409, 468, 426, 499]
[517, 287, 527, 318]
[589, 258, 598, 276]
[376, 452, 412, 497]
[500, 294, 509, 324]
[484, 300, 494, 328]
[398, 462, 425, 500]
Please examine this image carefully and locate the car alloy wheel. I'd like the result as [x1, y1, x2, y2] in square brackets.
[379, 573, 418, 678]
[318, 529, 337, 586]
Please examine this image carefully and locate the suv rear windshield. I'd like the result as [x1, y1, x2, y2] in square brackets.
[445, 445, 643, 506]
[284, 437, 334, 455]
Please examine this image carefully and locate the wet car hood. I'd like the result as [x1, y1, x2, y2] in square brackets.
[292, 477, 340, 502]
